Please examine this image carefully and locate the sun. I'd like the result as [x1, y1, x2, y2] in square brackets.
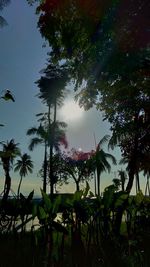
[60, 100, 84, 121]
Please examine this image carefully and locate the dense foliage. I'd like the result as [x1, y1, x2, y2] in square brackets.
[0, 185, 150, 266]
[34, 0, 150, 192]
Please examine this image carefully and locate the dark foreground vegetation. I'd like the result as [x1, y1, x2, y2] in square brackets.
[0, 185, 150, 267]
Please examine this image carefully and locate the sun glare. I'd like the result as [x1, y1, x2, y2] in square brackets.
[60, 100, 84, 121]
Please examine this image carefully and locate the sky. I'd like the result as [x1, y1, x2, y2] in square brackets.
[0, 1, 146, 197]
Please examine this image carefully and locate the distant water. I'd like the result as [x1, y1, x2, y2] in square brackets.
[15, 213, 63, 232]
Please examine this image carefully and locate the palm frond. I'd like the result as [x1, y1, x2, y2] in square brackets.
[119, 157, 128, 165]
[26, 127, 39, 136]
[14, 164, 22, 172]
[28, 137, 43, 151]
[14, 153, 33, 177]
[108, 133, 120, 150]
[0, 16, 8, 27]
[104, 152, 117, 165]
[55, 121, 67, 129]
[98, 134, 110, 147]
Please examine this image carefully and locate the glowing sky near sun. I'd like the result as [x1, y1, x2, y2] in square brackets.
[60, 100, 84, 121]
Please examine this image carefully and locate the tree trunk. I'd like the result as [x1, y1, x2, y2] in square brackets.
[136, 172, 140, 192]
[43, 142, 47, 193]
[126, 119, 139, 193]
[126, 167, 135, 193]
[145, 176, 150, 196]
[121, 181, 125, 192]
[120, 172, 125, 191]
[49, 100, 57, 198]
[75, 180, 80, 191]
[2, 169, 11, 204]
[94, 171, 97, 196]
[17, 175, 23, 197]
[97, 171, 101, 197]
[49, 146, 54, 197]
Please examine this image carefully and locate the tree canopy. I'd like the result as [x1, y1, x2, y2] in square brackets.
[35, 0, 149, 126]
[33, 0, 150, 192]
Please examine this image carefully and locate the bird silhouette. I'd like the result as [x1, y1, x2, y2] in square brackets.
[1, 90, 15, 102]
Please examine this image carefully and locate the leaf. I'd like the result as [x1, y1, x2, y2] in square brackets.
[15, 216, 34, 231]
[134, 190, 144, 205]
[52, 221, 68, 234]
[89, 191, 94, 198]
[41, 189, 52, 212]
[65, 197, 73, 207]
[103, 185, 115, 209]
[52, 195, 61, 214]
[27, 190, 34, 201]
[73, 190, 83, 201]
[38, 206, 47, 220]
[114, 192, 129, 208]
[32, 203, 37, 218]
[20, 193, 26, 201]
[83, 181, 90, 198]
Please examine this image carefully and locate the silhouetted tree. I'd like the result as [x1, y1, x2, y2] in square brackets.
[27, 121, 68, 193]
[14, 153, 34, 197]
[0, 139, 20, 203]
[89, 135, 117, 196]
[53, 149, 95, 192]
[118, 170, 127, 192]
[36, 62, 68, 197]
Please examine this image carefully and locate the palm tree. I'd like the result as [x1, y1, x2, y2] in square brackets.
[36, 62, 68, 197]
[0, 139, 20, 202]
[27, 121, 68, 193]
[90, 135, 117, 196]
[27, 124, 49, 193]
[27, 124, 48, 151]
[119, 155, 140, 194]
[109, 108, 150, 193]
[14, 153, 33, 197]
[119, 148, 150, 194]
